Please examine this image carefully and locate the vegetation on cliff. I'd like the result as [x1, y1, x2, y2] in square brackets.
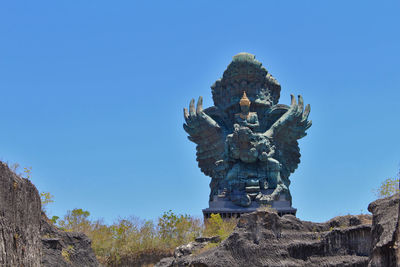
[375, 177, 399, 198]
[54, 209, 235, 266]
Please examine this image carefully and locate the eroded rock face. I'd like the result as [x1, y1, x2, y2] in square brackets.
[41, 213, 99, 267]
[0, 162, 42, 266]
[368, 194, 400, 267]
[157, 210, 373, 267]
[0, 162, 99, 266]
[158, 195, 400, 267]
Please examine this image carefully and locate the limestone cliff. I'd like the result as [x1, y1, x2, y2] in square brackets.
[0, 162, 41, 266]
[0, 162, 99, 266]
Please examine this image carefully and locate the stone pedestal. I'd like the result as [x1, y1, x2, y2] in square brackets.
[203, 193, 296, 220]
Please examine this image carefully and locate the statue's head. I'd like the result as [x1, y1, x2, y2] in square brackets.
[240, 91, 250, 113]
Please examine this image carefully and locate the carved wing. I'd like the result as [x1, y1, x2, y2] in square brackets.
[265, 95, 312, 179]
[183, 96, 226, 177]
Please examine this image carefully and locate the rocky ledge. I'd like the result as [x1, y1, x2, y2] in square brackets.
[157, 194, 400, 267]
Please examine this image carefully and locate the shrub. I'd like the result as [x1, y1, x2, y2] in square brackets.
[203, 213, 236, 241]
[55, 209, 238, 266]
[58, 208, 92, 233]
[56, 210, 203, 265]
[23, 166, 32, 179]
[376, 177, 399, 198]
[157, 210, 202, 248]
[40, 192, 54, 213]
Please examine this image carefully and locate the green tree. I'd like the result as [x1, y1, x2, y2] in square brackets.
[59, 208, 91, 233]
[157, 210, 202, 247]
[376, 177, 400, 198]
[203, 213, 237, 241]
[87, 219, 113, 264]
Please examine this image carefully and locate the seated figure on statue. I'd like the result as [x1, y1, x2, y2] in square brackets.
[234, 91, 259, 131]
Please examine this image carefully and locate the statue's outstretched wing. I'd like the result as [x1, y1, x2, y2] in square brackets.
[183, 96, 225, 177]
[265, 95, 311, 179]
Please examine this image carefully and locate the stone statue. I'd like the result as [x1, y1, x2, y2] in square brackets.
[183, 52, 311, 215]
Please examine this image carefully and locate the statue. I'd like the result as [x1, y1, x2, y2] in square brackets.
[183, 52, 311, 216]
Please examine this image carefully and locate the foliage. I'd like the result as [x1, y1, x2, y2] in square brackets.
[157, 210, 202, 247]
[58, 208, 92, 233]
[23, 166, 32, 179]
[50, 216, 59, 225]
[203, 213, 237, 241]
[54, 209, 238, 265]
[375, 177, 399, 198]
[88, 220, 113, 263]
[40, 192, 54, 213]
[55, 209, 203, 266]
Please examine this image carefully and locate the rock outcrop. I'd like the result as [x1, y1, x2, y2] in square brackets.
[157, 195, 400, 267]
[0, 162, 99, 266]
[41, 213, 98, 266]
[368, 194, 400, 266]
[0, 162, 42, 266]
[157, 211, 373, 267]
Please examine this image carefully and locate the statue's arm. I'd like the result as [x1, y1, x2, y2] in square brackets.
[183, 96, 221, 144]
[183, 96, 220, 135]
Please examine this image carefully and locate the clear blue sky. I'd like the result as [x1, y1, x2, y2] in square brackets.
[0, 1, 399, 224]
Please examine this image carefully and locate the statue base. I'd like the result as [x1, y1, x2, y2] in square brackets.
[203, 193, 296, 220]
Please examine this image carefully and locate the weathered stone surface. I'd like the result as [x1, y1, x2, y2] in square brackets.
[157, 195, 400, 267]
[0, 161, 99, 266]
[157, 210, 372, 267]
[41, 213, 99, 267]
[367, 193, 400, 266]
[195, 236, 221, 243]
[173, 236, 221, 259]
[183, 52, 312, 215]
[156, 257, 175, 267]
[0, 162, 42, 266]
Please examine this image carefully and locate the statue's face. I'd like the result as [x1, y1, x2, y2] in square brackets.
[240, 104, 250, 113]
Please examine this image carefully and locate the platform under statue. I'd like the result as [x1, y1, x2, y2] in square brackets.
[183, 53, 312, 218]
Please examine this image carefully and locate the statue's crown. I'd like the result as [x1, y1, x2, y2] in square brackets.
[240, 91, 251, 106]
[211, 52, 281, 110]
